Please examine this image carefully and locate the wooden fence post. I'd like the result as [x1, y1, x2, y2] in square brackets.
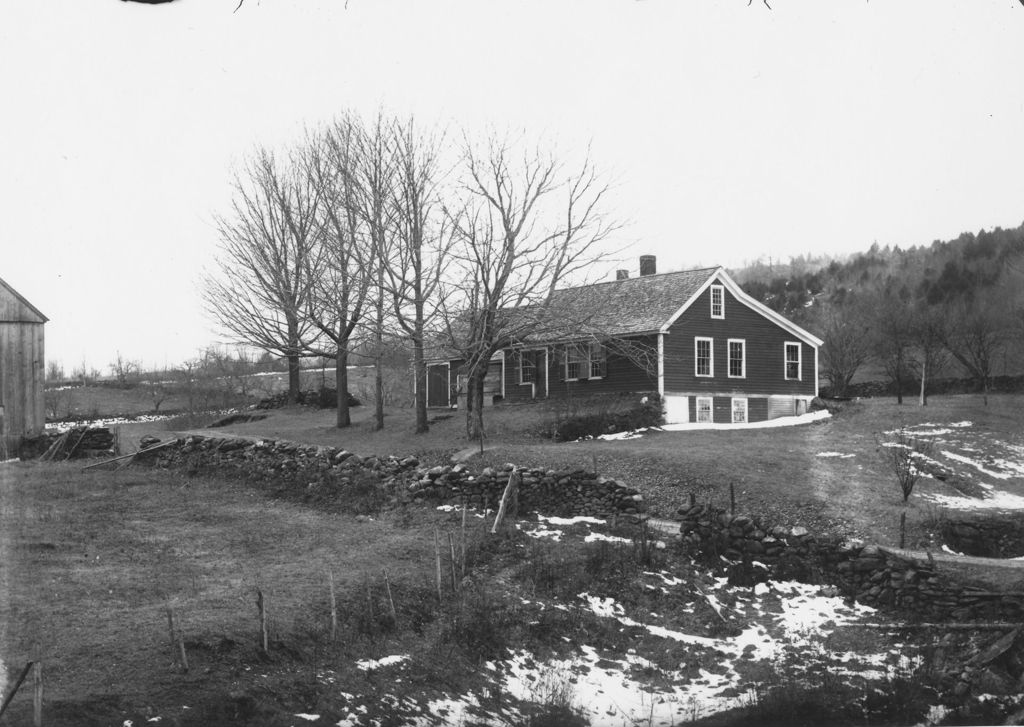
[382, 569, 397, 625]
[256, 589, 269, 655]
[900, 512, 907, 549]
[32, 661, 42, 727]
[328, 570, 338, 643]
[434, 530, 443, 603]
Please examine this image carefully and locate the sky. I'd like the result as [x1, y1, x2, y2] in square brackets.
[2, 0, 1024, 372]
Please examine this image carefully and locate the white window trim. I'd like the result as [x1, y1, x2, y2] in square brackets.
[727, 338, 746, 379]
[784, 341, 802, 381]
[731, 397, 748, 424]
[710, 284, 725, 319]
[694, 336, 714, 378]
[696, 396, 713, 423]
[517, 349, 538, 385]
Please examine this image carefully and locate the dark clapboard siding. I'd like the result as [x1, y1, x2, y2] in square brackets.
[513, 334, 658, 401]
[663, 283, 817, 397]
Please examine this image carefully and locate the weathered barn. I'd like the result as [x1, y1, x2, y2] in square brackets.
[0, 277, 47, 454]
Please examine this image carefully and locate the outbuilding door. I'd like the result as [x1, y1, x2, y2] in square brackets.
[426, 364, 450, 407]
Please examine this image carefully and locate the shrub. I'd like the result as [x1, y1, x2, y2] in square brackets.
[877, 427, 935, 502]
[542, 393, 663, 441]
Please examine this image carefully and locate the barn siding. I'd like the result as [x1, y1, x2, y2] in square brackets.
[0, 321, 45, 450]
[663, 284, 817, 398]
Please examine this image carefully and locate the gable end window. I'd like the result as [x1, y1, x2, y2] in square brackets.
[728, 339, 745, 378]
[710, 285, 724, 319]
[784, 342, 802, 381]
[695, 337, 713, 377]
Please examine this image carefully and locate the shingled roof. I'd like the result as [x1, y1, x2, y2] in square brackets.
[516, 266, 720, 342]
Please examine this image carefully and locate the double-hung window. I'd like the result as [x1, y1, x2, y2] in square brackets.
[564, 342, 606, 380]
[588, 342, 606, 378]
[695, 337, 713, 377]
[784, 342, 802, 380]
[518, 351, 536, 384]
[710, 285, 724, 319]
[727, 339, 745, 378]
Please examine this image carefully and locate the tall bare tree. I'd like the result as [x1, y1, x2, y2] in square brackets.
[203, 147, 323, 404]
[302, 117, 374, 428]
[869, 287, 914, 404]
[384, 117, 454, 434]
[941, 295, 1011, 406]
[352, 114, 397, 431]
[817, 298, 872, 398]
[442, 135, 618, 440]
[909, 303, 949, 406]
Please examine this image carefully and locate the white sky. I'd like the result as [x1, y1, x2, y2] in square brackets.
[3, 0, 1023, 371]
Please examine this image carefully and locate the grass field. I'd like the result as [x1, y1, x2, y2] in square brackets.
[1, 460, 964, 726]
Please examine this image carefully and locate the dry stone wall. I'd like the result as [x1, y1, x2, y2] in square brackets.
[407, 463, 645, 518]
[135, 435, 645, 519]
[678, 502, 1024, 622]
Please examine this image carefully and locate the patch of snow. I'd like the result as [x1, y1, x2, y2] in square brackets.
[355, 654, 409, 671]
[595, 427, 652, 441]
[942, 450, 1015, 480]
[294, 715, 320, 722]
[536, 514, 606, 526]
[584, 532, 632, 544]
[920, 487, 1024, 511]
[941, 544, 964, 556]
[662, 410, 830, 432]
[523, 527, 563, 541]
[816, 451, 855, 458]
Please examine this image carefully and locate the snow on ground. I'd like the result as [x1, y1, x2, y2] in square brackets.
[355, 654, 409, 671]
[583, 411, 832, 442]
[662, 409, 831, 432]
[816, 451, 855, 458]
[490, 578, 889, 725]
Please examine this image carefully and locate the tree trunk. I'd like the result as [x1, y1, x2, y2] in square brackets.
[465, 369, 485, 440]
[286, 317, 301, 405]
[895, 367, 903, 405]
[287, 352, 301, 405]
[413, 337, 428, 434]
[335, 347, 350, 428]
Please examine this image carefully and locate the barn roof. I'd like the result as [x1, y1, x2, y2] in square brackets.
[0, 276, 48, 323]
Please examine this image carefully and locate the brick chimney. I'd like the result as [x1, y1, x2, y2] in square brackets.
[639, 255, 657, 276]
[616, 269, 629, 280]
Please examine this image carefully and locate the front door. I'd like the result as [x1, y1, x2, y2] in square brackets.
[426, 364, 449, 407]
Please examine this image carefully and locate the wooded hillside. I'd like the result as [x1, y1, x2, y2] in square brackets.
[728, 222, 1024, 401]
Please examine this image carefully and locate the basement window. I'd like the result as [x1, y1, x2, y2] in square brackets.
[732, 398, 748, 424]
[696, 396, 713, 423]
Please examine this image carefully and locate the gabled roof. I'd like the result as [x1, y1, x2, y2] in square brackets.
[517, 266, 721, 341]
[0, 276, 48, 323]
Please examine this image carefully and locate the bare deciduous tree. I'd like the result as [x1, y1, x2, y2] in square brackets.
[442, 135, 619, 440]
[384, 117, 454, 434]
[817, 299, 872, 398]
[203, 146, 323, 405]
[109, 351, 142, 388]
[302, 117, 374, 428]
[941, 295, 1011, 406]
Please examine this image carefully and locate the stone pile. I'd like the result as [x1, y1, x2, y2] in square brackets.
[678, 501, 1024, 623]
[408, 463, 645, 519]
[256, 389, 360, 410]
